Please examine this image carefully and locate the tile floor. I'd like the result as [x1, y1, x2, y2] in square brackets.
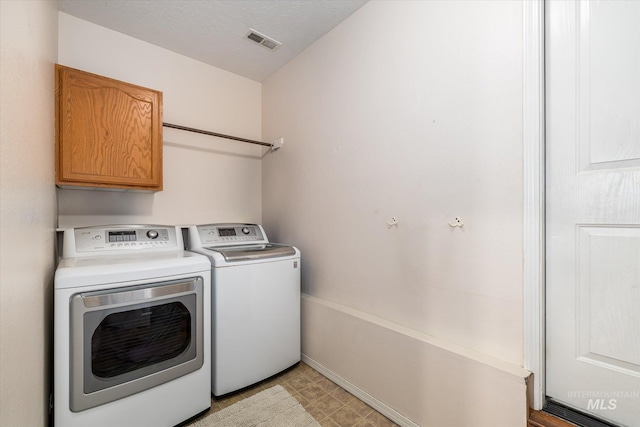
[187, 362, 399, 427]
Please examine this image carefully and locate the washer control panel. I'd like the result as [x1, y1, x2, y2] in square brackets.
[194, 224, 267, 246]
[70, 225, 178, 255]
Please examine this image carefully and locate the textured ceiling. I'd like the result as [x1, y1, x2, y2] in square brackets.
[57, 0, 368, 82]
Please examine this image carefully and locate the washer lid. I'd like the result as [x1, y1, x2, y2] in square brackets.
[205, 243, 296, 262]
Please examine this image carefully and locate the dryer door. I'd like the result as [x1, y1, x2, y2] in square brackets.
[69, 278, 204, 412]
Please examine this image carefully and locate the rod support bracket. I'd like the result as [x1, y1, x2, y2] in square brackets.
[272, 137, 284, 151]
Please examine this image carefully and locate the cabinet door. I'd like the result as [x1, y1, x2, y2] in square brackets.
[56, 65, 163, 190]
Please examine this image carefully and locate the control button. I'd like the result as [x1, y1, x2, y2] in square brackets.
[242, 227, 250, 234]
[146, 230, 159, 239]
[95, 235, 102, 240]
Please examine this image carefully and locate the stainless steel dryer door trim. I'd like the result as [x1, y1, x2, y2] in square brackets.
[80, 280, 196, 308]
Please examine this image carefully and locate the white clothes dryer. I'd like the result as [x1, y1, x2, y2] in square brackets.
[54, 225, 211, 427]
[186, 223, 300, 396]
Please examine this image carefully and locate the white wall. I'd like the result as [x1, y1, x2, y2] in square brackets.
[57, 13, 264, 228]
[262, 1, 527, 425]
[0, 1, 58, 425]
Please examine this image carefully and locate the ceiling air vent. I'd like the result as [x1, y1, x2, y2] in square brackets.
[245, 29, 282, 51]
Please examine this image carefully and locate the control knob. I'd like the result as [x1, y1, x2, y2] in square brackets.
[242, 227, 250, 235]
[146, 230, 159, 239]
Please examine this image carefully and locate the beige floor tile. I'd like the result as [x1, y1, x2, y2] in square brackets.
[287, 374, 315, 391]
[316, 377, 340, 393]
[298, 383, 328, 402]
[347, 398, 375, 417]
[297, 362, 313, 373]
[314, 393, 344, 417]
[353, 419, 378, 427]
[305, 368, 327, 383]
[331, 386, 356, 404]
[279, 366, 303, 382]
[328, 406, 362, 427]
[209, 400, 221, 413]
[364, 410, 396, 427]
[280, 380, 299, 395]
[306, 403, 328, 422]
[295, 393, 312, 408]
[319, 417, 341, 427]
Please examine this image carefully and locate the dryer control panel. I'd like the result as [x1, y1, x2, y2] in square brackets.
[64, 225, 180, 257]
[191, 224, 268, 247]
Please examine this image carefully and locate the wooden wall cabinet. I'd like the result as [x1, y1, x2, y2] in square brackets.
[55, 65, 163, 191]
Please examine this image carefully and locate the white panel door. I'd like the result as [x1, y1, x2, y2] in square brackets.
[546, 1, 640, 426]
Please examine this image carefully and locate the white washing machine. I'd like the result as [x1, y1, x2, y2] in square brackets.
[54, 225, 211, 427]
[186, 223, 300, 396]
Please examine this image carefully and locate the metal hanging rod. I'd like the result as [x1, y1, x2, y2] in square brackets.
[163, 122, 273, 148]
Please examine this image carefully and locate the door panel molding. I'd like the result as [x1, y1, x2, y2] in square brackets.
[575, 1, 640, 172]
[576, 225, 640, 376]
